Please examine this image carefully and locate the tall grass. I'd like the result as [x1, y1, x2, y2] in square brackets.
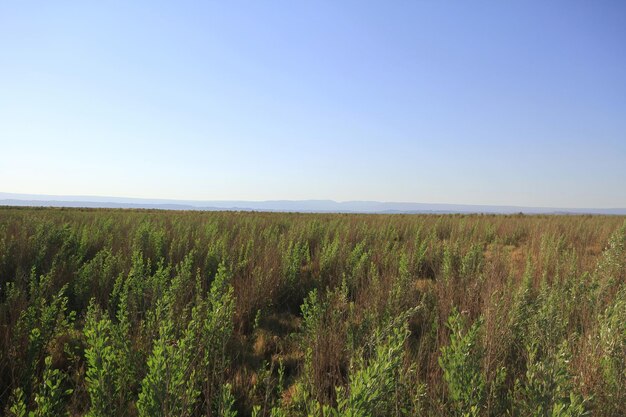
[0, 207, 624, 416]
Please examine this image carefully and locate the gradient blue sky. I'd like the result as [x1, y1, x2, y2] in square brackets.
[1, 1, 625, 207]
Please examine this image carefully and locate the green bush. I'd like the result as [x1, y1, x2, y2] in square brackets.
[439, 310, 486, 417]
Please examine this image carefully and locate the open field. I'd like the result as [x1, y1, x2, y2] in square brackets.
[0, 207, 625, 416]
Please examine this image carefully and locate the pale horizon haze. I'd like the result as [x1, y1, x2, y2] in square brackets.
[1, 1, 625, 208]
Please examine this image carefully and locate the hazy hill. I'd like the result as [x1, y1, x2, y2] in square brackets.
[1, 192, 625, 214]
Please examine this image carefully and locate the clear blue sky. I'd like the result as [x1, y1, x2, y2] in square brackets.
[1, 1, 625, 207]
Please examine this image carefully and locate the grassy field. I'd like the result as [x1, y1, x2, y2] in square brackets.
[0, 207, 625, 416]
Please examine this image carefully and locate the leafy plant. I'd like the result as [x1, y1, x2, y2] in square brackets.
[439, 309, 486, 417]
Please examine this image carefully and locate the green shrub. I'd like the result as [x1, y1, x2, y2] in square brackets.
[335, 323, 411, 417]
[513, 341, 588, 417]
[84, 301, 134, 417]
[597, 286, 626, 415]
[137, 262, 235, 417]
[31, 356, 73, 417]
[7, 388, 27, 417]
[439, 309, 486, 417]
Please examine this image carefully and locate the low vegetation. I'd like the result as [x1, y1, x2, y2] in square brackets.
[0, 207, 624, 416]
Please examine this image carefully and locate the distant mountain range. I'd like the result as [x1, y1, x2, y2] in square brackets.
[1, 192, 625, 215]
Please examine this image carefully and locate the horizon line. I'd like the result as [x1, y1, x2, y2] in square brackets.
[1, 191, 626, 214]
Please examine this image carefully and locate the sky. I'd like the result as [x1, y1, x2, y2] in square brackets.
[1, 1, 625, 208]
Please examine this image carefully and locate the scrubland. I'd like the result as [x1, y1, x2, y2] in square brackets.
[0, 207, 625, 416]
